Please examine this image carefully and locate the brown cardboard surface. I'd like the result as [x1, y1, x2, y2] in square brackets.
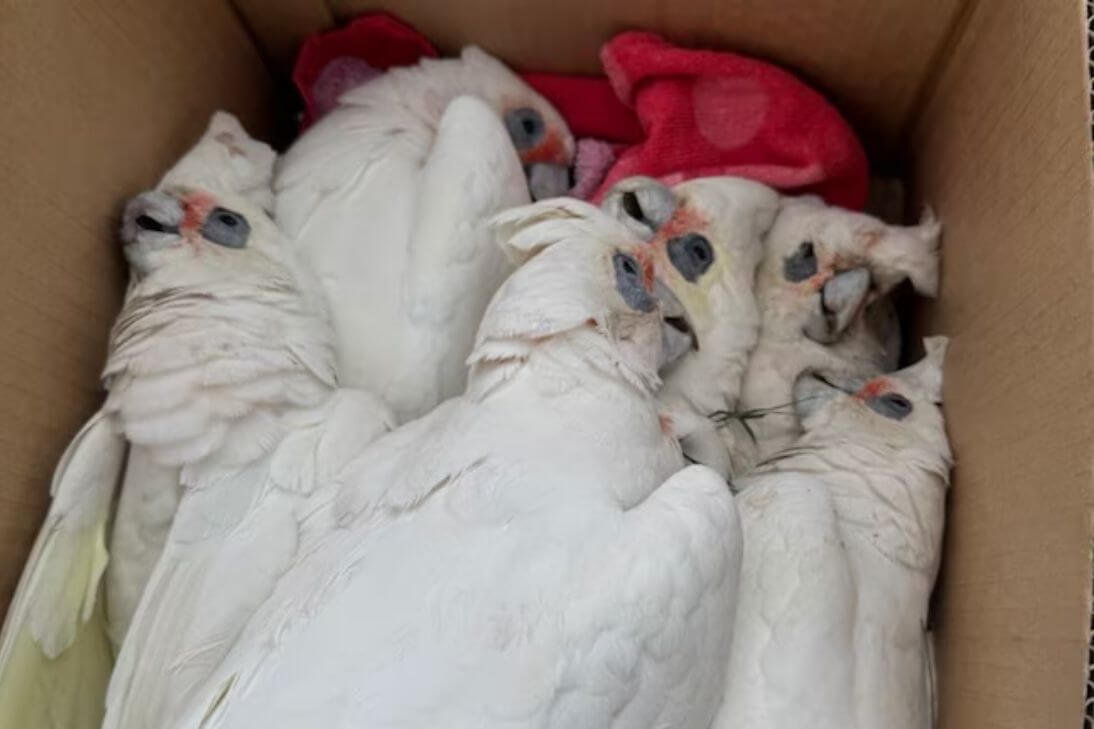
[311, 0, 967, 151]
[912, 0, 1094, 726]
[231, 0, 334, 73]
[0, 0, 275, 612]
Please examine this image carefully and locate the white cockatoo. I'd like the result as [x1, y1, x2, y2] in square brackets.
[173, 198, 742, 729]
[99, 185, 393, 729]
[275, 47, 575, 423]
[713, 337, 952, 729]
[0, 112, 280, 729]
[107, 112, 280, 648]
[733, 196, 941, 468]
[601, 175, 780, 476]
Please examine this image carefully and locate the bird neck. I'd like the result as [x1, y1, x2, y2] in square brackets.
[467, 325, 660, 404]
[104, 267, 338, 478]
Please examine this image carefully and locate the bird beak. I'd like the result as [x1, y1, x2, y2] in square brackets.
[121, 191, 184, 245]
[791, 369, 866, 421]
[653, 277, 698, 369]
[802, 267, 871, 344]
[525, 163, 571, 201]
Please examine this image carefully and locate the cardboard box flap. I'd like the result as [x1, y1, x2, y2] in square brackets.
[912, 0, 1094, 726]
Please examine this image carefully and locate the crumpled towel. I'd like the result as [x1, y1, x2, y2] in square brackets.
[290, 15, 868, 208]
[595, 31, 868, 208]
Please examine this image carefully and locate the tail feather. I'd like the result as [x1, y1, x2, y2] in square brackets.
[0, 411, 126, 729]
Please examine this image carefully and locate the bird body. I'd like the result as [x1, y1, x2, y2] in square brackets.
[276, 48, 574, 422]
[714, 339, 951, 729]
[98, 185, 393, 729]
[0, 112, 279, 729]
[178, 199, 742, 729]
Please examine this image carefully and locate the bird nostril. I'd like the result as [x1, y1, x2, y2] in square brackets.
[135, 215, 167, 233]
[621, 191, 643, 221]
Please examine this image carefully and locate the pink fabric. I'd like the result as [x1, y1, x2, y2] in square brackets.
[291, 16, 869, 208]
[595, 32, 868, 208]
[293, 13, 437, 128]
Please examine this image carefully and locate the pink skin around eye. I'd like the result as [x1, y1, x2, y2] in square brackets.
[180, 192, 215, 233]
[654, 206, 707, 242]
[520, 128, 568, 165]
[855, 378, 890, 400]
[632, 245, 656, 291]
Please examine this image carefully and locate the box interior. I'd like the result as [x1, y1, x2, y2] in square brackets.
[1, 1, 1091, 726]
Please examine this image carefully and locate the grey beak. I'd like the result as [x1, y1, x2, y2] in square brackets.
[803, 267, 871, 343]
[121, 190, 184, 245]
[791, 369, 866, 421]
[653, 278, 685, 319]
[653, 279, 695, 369]
[526, 163, 571, 200]
[604, 180, 676, 240]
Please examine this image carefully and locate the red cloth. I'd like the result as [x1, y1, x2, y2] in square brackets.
[521, 73, 642, 144]
[293, 13, 437, 127]
[596, 32, 868, 208]
[291, 16, 868, 209]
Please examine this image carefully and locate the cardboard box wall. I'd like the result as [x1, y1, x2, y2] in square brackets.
[1, 0, 1091, 726]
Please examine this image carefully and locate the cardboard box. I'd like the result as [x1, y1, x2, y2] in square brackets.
[1, 0, 1091, 726]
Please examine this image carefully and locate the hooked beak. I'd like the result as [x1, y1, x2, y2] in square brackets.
[603, 179, 676, 240]
[791, 369, 866, 422]
[525, 163, 571, 201]
[653, 278, 698, 369]
[121, 191, 184, 246]
[802, 267, 871, 344]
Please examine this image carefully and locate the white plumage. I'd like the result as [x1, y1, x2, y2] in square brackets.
[0, 112, 278, 729]
[713, 338, 952, 729]
[99, 185, 393, 729]
[275, 47, 575, 423]
[174, 198, 742, 729]
[734, 196, 941, 468]
[600, 176, 780, 476]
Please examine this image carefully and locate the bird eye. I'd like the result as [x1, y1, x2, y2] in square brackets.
[784, 241, 818, 282]
[666, 233, 715, 282]
[612, 251, 655, 312]
[866, 393, 914, 420]
[200, 207, 250, 249]
[503, 108, 545, 150]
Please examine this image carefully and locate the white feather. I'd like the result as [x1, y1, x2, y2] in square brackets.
[713, 347, 952, 729]
[274, 50, 573, 423]
[171, 201, 742, 729]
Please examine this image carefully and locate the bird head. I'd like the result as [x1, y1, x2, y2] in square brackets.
[452, 47, 575, 199]
[471, 198, 669, 393]
[602, 176, 779, 411]
[791, 337, 950, 457]
[120, 185, 295, 285]
[758, 196, 941, 345]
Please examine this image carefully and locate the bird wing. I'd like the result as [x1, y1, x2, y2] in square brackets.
[715, 473, 856, 729]
[380, 95, 526, 419]
[549, 464, 742, 729]
[274, 102, 424, 410]
[0, 410, 126, 729]
[167, 402, 531, 729]
[103, 390, 393, 729]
